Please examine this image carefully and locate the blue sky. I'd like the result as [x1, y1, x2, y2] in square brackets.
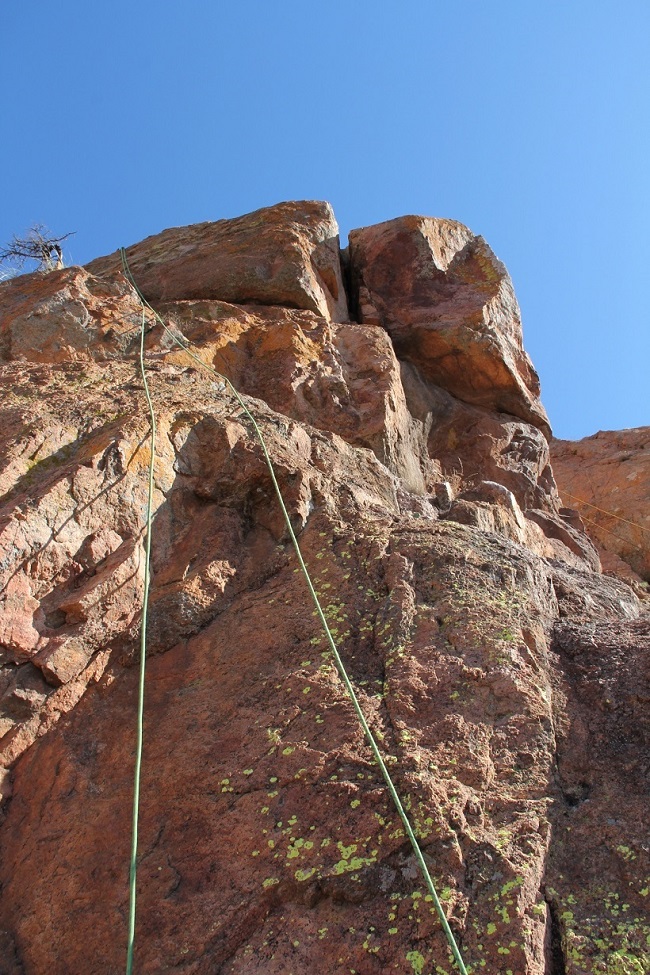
[2, 1, 648, 439]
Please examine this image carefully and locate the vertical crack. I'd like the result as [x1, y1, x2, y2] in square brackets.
[543, 894, 567, 975]
[339, 245, 360, 324]
[0, 924, 26, 975]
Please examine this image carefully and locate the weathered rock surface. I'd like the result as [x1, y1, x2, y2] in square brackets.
[154, 299, 432, 494]
[0, 264, 141, 363]
[348, 216, 550, 435]
[86, 200, 350, 322]
[547, 613, 650, 974]
[552, 428, 650, 585]
[0, 202, 647, 975]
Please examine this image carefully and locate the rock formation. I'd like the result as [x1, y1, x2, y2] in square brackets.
[0, 202, 647, 975]
[552, 429, 650, 588]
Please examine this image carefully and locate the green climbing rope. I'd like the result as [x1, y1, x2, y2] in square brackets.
[120, 248, 469, 975]
[123, 250, 157, 975]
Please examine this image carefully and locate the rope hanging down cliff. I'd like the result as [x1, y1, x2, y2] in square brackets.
[124, 274, 157, 975]
[120, 247, 470, 975]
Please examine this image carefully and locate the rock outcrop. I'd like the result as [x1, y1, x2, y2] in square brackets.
[348, 216, 550, 435]
[0, 202, 647, 975]
[87, 200, 350, 323]
[552, 428, 650, 585]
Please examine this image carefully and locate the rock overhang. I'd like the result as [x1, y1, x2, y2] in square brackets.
[81, 200, 551, 438]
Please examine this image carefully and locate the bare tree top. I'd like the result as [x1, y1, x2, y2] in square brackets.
[0, 225, 75, 277]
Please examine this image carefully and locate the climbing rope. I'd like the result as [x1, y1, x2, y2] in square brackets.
[120, 249, 469, 975]
[579, 512, 645, 551]
[563, 490, 649, 535]
[123, 250, 157, 975]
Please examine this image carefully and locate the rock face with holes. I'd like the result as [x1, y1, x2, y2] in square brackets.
[0, 202, 648, 975]
[551, 428, 650, 586]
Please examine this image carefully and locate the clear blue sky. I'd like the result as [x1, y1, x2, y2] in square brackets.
[2, 1, 648, 439]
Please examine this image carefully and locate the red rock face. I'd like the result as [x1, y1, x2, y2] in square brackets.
[86, 200, 350, 323]
[348, 216, 550, 436]
[547, 614, 650, 975]
[0, 202, 647, 975]
[552, 429, 650, 585]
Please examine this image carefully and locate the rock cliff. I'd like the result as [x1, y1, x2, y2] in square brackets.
[551, 429, 650, 589]
[0, 202, 647, 975]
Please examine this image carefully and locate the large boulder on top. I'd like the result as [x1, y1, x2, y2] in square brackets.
[86, 200, 349, 322]
[347, 216, 550, 436]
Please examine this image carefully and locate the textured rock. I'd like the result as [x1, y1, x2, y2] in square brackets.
[399, 362, 557, 510]
[0, 464, 563, 975]
[348, 216, 550, 435]
[87, 200, 350, 322]
[552, 428, 650, 584]
[0, 265, 141, 363]
[0, 203, 647, 975]
[156, 299, 433, 493]
[547, 615, 650, 974]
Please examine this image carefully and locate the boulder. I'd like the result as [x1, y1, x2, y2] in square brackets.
[86, 200, 349, 322]
[348, 215, 550, 434]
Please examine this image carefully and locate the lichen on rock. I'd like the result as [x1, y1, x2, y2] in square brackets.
[0, 201, 647, 975]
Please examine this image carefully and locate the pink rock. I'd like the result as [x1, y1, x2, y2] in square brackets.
[87, 200, 349, 322]
[0, 575, 41, 661]
[552, 427, 650, 585]
[348, 215, 550, 434]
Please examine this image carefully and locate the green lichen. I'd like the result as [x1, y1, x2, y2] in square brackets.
[294, 867, 316, 882]
[406, 950, 426, 974]
[499, 877, 523, 898]
[553, 888, 650, 974]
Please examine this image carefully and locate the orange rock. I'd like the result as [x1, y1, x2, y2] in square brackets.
[87, 200, 349, 322]
[0, 204, 647, 975]
[156, 298, 435, 492]
[0, 575, 41, 661]
[0, 265, 141, 363]
[552, 428, 650, 584]
[348, 215, 550, 435]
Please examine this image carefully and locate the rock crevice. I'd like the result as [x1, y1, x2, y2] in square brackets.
[0, 200, 647, 975]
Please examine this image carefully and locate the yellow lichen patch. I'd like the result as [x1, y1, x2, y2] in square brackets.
[294, 867, 316, 882]
[406, 949, 426, 974]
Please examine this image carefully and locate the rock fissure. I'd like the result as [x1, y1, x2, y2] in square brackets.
[543, 893, 567, 975]
[0, 201, 647, 974]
